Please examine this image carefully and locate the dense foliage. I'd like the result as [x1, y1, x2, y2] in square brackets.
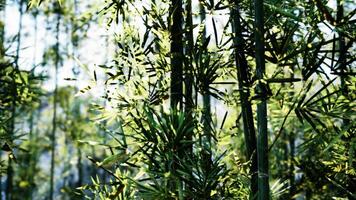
[0, 0, 355, 199]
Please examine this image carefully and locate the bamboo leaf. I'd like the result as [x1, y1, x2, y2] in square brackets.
[303, 78, 336, 107]
[99, 153, 129, 167]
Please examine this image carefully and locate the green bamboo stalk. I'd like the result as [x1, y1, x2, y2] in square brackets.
[170, 0, 183, 109]
[231, 1, 258, 197]
[49, 5, 61, 200]
[71, 0, 84, 191]
[202, 92, 211, 147]
[5, 158, 12, 200]
[184, 0, 193, 119]
[254, 0, 269, 199]
[200, 3, 212, 149]
[289, 131, 295, 197]
[32, 9, 38, 68]
[169, 1, 184, 194]
[14, 0, 24, 67]
[288, 63, 296, 198]
[27, 12, 39, 200]
[336, 0, 348, 96]
[25, 110, 35, 200]
[184, 0, 194, 165]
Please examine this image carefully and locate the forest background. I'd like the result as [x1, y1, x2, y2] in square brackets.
[0, 0, 355, 199]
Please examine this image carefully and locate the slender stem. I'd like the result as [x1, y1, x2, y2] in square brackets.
[28, 16, 38, 198]
[289, 131, 295, 197]
[231, 1, 258, 198]
[14, 0, 23, 68]
[254, 0, 269, 199]
[288, 63, 296, 198]
[77, 146, 83, 187]
[170, 0, 183, 109]
[27, 111, 35, 199]
[336, 0, 347, 96]
[169, 1, 184, 193]
[50, 5, 61, 200]
[202, 88, 211, 147]
[32, 11, 38, 68]
[184, 0, 194, 166]
[200, 2, 211, 149]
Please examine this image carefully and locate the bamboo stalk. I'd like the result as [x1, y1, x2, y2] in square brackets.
[49, 5, 61, 200]
[254, 0, 269, 198]
[169, 0, 184, 193]
[184, 6, 195, 196]
[289, 131, 295, 198]
[336, 0, 348, 96]
[231, 1, 258, 197]
[200, 3, 212, 149]
[185, 0, 193, 110]
[170, 0, 183, 109]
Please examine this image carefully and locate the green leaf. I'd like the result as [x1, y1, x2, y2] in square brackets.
[264, 2, 301, 22]
[99, 153, 129, 167]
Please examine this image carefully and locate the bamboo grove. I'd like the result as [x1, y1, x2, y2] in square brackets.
[0, 0, 355, 199]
